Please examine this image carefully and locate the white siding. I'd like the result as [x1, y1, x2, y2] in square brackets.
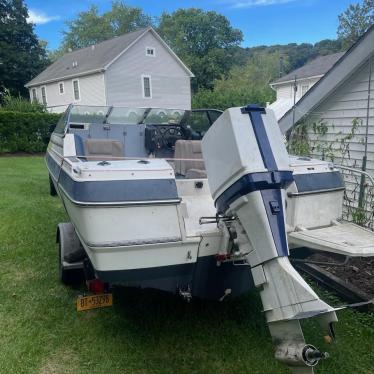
[29, 73, 106, 113]
[276, 83, 293, 100]
[275, 76, 321, 101]
[305, 61, 373, 169]
[105, 32, 191, 109]
[270, 77, 322, 120]
[299, 61, 374, 224]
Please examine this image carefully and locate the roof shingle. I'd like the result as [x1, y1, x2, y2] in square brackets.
[272, 51, 345, 84]
[26, 28, 149, 87]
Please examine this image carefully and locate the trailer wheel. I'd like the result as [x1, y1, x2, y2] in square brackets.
[49, 175, 57, 196]
[57, 223, 85, 285]
[58, 239, 74, 285]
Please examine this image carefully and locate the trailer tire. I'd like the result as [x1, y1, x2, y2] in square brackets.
[49, 175, 57, 196]
[57, 223, 85, 285]
[59, 239, 74, 285]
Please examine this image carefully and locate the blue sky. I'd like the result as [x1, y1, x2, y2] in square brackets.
[25, 0, 355, 51]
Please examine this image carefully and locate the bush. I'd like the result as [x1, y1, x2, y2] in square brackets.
[0, 92, 47, 113]
[0, 111, 61, 153]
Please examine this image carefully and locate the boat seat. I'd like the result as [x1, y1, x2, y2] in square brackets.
[174, 140, 206, 178]
[84, 138, 124, 161]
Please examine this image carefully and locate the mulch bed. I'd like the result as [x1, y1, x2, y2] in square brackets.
[310, 253, 374, 298]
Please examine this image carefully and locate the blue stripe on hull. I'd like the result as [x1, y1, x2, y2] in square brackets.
[46, 152, 179, 204]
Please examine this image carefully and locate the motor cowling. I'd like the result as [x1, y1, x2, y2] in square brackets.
[202, 104, 293, 265]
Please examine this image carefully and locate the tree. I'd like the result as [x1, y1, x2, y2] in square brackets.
[337, 0, 374, 48]
[313, 39, 343, 55]
[244, 39, 345, 81]
[0, 0, 48, 97]
[157, 8, 243, 91]
[192, 51, 278, 110]
[61, 1, 153, 51]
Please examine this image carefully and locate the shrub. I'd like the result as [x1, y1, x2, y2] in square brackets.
[0, 92, 47, 113]
[0, 111, 61, 153]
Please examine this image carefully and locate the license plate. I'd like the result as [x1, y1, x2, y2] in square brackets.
[77, 293, 113, 311]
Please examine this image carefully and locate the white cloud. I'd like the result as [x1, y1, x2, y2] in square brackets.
[27, 9, 60, 25]
[224, 0, 297, 8]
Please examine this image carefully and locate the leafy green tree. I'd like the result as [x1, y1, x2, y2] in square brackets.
[61, 5, 114, 51]
[244, 39, 345, 80]
[215, 51, 279, 92]
[338, 0, 374, 48]
[157, 8, 243, 91]
[0, 0, 48, 97]
[47, 48, 65, 63]
[61, 1, 153, 51]
[313, 39, 343, 55]
[286, 43, 316, 71]
[192, 51, 277, 110]
[192, 86, 274, 111]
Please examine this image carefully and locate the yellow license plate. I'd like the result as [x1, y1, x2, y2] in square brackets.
[77, 293, 113, 311]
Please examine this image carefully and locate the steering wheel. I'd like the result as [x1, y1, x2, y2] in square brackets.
[156, 125, 185, 149]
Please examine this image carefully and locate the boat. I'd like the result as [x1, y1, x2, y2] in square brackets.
[46, 103, 374, 373]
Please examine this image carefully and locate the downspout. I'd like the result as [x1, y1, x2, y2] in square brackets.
[287, 76, 298, 143]
[102, 70, 108, 106]
[358, 57, 373, 209]
[292, 75, 298, 128]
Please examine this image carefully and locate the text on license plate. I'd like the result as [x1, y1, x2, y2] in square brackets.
[77, 293, 113, 311]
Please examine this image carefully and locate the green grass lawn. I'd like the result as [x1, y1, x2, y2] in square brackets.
[0, 156, 373, 374]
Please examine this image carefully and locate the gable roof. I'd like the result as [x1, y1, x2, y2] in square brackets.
[278, 24, 374, 134]
[271, 52, 345, 85]
[26, 27, 194, 87]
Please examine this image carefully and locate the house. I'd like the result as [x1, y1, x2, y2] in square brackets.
[277, 25, 374, 225]
[25, 27, 194, 112]
[268, 52, 345, 120]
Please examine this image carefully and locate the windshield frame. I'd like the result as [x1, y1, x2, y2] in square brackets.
[57, 105, 192, 132]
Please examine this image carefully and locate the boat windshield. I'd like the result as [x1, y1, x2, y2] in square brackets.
[69, 105, 110, 124]
[106, 107, 186, 125]
[65, 105, 188, 126]
[143, 109, 186, 125]
[106, 108, 147, 124]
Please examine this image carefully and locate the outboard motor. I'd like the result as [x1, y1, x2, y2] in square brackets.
[202, 105, 338, 373]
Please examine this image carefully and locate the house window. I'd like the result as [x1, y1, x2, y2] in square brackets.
[59, 82, 64, 94]
[41, 86, 47, 105]
[146, 47, 155, 57]
[301, 84, 309, 96]
[72, 80, 80, 101]
[31, 88, 37, 102]
[142, 75, 152, 98]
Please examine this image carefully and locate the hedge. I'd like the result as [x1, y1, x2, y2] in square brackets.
[0, 111, 61, 153]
